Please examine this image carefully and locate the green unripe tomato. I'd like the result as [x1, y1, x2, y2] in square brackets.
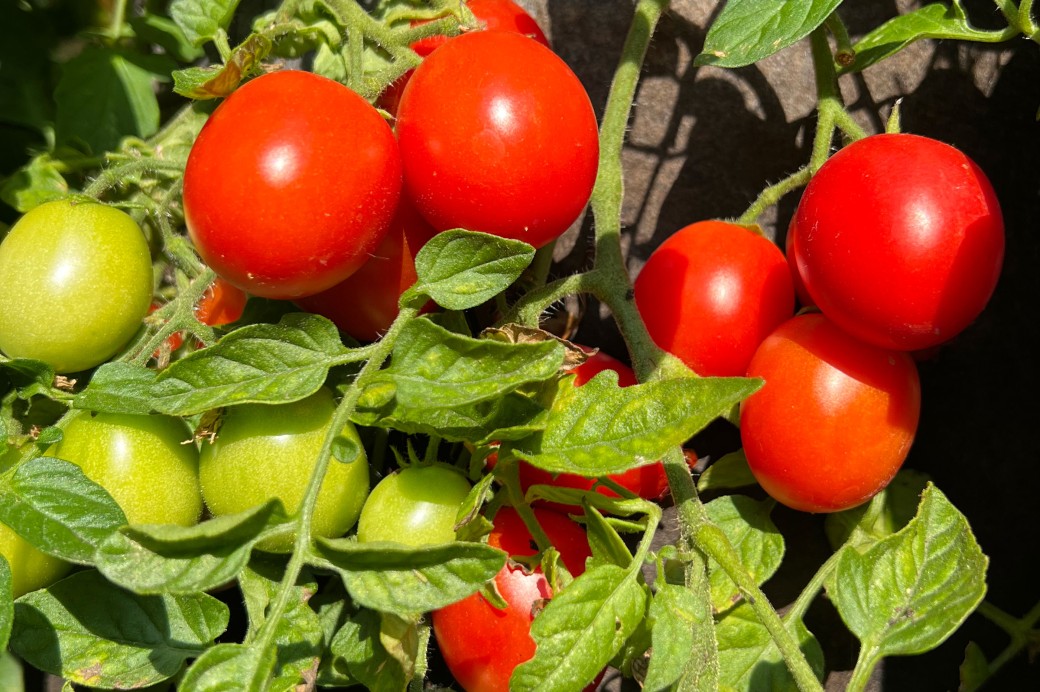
[198, 389, 369, 552]
[47, 411, 202, 526]
[0, 522, 72, 598]
[357, 464, 472, 546]
[0, 199, 153, 373]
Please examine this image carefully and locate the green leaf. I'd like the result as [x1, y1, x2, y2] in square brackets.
[128, 13, 204, 63]
[10, 570, 228, 688]
[379, 612, 421, 682]
[828, 484, 988, 665]
[407, 229, 536, 310]
[644, 582, 717, 691]
[170, 0, 243, 47]
[511, 564, 647, 690]
[0, 155, 69, 214]
[312, 538, 505, 613]
[0, 457, 126, 564]
[582, 503, 634, 569]
[94, 501, 292, 594]
[716, 600, 824, 690]
[841, 2, 1015, 74]
[179, 642, 278, 691]
[510, 373, 759, 476]
[54, 46, 168, 154]
[695, 0, 843, 68]
[73, 362, 158, 415]
[697, 450, 757, 492]
[326, 606, 408, 691]
[0, 556, 12, 650]
[239, 558, 324, 691]
[0, 357, 55, 396]
[172, 33, 273, 100]
[358, 318, 565, 410]
[705, 495, 784, 613]
[152, 313, 347, 414]
[959, 641, 989, 692]
[824, 469, 930, 552]
[352, 380, 552, 444]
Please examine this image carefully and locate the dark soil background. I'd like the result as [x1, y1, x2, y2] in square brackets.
[514, 0, 1039, 690]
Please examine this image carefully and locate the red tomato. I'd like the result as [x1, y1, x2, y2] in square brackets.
[294, 197, 437, 342]
[183, 70, 402, 299]
[739, 313, 921, 513]
[634, 220, 795, 377]
[395, 31, 599, 249]
[411, 0, 549, 56]
[196, 277, 248, 326]
[380, 0, 550, 116]
[789, 133, 1004, 351]
[432, 506, 592, 692]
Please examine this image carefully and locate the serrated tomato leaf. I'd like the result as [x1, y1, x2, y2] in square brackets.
[840, 2, 1014, 74]
[312, 538, 505, 613]
[695, 0, 843, 68]
[828, 484, 988, 662]
[511, 565, 647, 691]
[508, 372, 759, 476]
[170, 0, 243, 47]
[10, 570, 228, 688]
[178, 641, 278, 692]
[94, 501, 292, 594]
[357, 317, 565, 409]
[716, 600, 825, 690]
[408, 229, 536, 310]
[0, 457, 126, 564]
[644, 582, 717, 691]
[124, 313, 349, 415]
[705, 495, 784, 613]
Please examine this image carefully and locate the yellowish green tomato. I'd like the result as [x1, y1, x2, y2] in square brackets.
[0, 522, 71, 599]
[198, 389, 369, 552]
[47, 411, 202, 526]
[0, 199, 153, 373]
[357, 464, 472, 546]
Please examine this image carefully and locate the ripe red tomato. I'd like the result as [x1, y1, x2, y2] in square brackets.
[411, 0, 549, 56]
[634, 220, 795, 377]
[739, 313, 921, 513]
[395, 31, 599, 249]
[183, 70, 402, 300]
[431, 506, 592, 692]
[788, 133, 1004, 351]
[379, 0, 549, 116]
[294, 197, 437, 342]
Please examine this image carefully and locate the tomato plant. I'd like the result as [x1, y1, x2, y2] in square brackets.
[183, 70, 402, 299]
[739, 312, 922, 513]
[0, 199, 153, 373]
[395, 30, 599, 248]
[0, 1, 1029, 691]
[357, 463, 471, 546]
[294, 197, 437, 342]
[634, 220, 795, 377]
[198, 388, 369, 552]
[788, 133, 1005, 351]
[431, 506, 593, 692]
[45, 411, 203, 526]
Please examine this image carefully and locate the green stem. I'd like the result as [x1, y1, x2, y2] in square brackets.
[82, 159, 185, 199]
[690, 502, 824, 692]
[783, 546, 843, 625]
[106, 0, 128, 39]
[970, 599, 1040, 686]
[735, 167, 812, 227]
[254, 304, 420, 663]
[846, 645, 883, 692]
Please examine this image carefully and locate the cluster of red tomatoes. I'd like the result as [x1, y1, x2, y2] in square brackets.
[179, 2, 606, 689]
[636, 133, 1005, 513]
